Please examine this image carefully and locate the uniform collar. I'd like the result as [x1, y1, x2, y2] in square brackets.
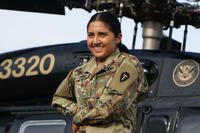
[84, 49, 121, 74]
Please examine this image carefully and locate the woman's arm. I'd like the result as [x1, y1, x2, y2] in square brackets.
[52, 71, 79, 116]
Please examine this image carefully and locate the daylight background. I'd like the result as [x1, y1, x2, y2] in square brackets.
[0, 0, 200, 54]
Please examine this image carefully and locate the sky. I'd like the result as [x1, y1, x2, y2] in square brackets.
[1, 0, 200, 54]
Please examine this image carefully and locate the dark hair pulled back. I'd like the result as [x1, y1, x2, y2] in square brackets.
[87, 12, 121, 37]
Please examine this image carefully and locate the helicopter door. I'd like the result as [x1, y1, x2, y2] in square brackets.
[139, 109, 178, 133]
[17, 120, 66, 133]
[8, 113, 72, 133]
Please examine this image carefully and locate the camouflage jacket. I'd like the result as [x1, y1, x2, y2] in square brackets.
[52, 49, 148, 131]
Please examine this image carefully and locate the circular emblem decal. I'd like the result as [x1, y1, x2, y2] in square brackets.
[173, 59, 199, 87]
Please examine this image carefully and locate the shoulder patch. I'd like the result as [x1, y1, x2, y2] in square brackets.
[109, 59, 139, 94]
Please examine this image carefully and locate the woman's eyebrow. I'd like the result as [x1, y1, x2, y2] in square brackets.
[87, 31, 108, 35]
[98, 32, 108, 35]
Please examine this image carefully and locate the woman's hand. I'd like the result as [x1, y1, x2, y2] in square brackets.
[72, 123, 79, 133]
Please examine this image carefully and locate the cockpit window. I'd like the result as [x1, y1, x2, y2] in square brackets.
[141, 116, 169, 133]
[140, 59, 159, 86]
[18, 120, 66, 133]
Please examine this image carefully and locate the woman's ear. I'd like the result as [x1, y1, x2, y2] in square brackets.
[115, 33, 122, 45]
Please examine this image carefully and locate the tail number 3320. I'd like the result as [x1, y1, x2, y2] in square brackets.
[0, 53, 55, 80]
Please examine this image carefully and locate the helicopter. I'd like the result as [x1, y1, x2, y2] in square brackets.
[1, 0, 200, 133]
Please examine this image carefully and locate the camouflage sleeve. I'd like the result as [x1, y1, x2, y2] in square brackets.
[73, 58, 148, 125]
[51, 70, 79, 116]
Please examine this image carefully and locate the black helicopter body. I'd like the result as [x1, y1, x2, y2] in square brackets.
[1, 0, 200, 133]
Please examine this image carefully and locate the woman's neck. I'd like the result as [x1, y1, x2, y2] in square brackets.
[96, 58, 106, 67]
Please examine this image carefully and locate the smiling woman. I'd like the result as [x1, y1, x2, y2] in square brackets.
[52, 11, 148, 133]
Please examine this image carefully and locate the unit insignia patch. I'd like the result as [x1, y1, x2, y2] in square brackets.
[120, 72, 130, 82]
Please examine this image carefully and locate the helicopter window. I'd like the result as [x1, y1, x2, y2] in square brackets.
[140, 59, 159, 86]
[141, 116, 169, 133]
[18, 120, 66, 133]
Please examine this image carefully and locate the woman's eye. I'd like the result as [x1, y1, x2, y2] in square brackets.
[87, 34, 94, 38]
[99, 33, 107, 37]
[100, 34, 106, 37]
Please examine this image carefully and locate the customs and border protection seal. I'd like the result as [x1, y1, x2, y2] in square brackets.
[173, 59, 199, 87]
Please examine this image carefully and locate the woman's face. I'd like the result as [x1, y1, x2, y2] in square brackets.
[87, 21, 122, 62]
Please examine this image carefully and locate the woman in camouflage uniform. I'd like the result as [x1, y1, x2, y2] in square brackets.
[52, 12, 148, 133]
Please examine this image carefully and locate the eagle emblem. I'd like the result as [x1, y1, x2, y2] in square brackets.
[173, 59, 199, 87]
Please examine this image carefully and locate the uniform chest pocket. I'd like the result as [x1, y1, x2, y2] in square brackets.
[96, 68, 117, 91]
[75, 74, 94, 99]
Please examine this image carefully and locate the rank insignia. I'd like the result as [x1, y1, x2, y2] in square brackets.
[120, 72, 130, 82]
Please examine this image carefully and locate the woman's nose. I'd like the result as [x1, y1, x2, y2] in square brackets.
[93, 36, 100, 44]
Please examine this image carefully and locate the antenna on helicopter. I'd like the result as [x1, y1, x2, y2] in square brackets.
[167, 13, 175, 51]
[182, 24, 188, 51]
[119, 2, 124, 23]
[132, 22, 138, 50]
